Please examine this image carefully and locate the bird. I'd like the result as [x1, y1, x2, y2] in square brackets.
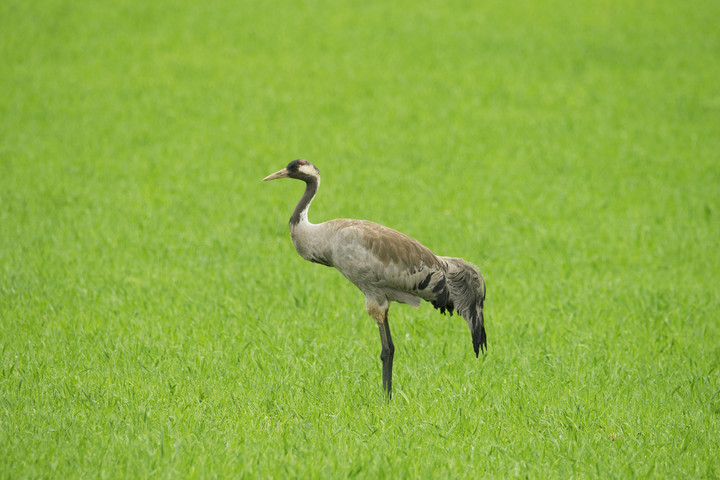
[263, 159, 486, 399]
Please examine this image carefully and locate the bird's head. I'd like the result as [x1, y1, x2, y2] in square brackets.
[263, 159, 320, 183]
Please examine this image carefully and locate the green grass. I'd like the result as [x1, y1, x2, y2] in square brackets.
[2, 0, 719, 477]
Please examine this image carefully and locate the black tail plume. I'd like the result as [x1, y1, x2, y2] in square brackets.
[440, 257, 487, 356]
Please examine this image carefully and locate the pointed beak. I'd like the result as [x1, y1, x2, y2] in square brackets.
[263, 168, 289, 181]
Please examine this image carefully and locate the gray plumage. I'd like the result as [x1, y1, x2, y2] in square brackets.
[264, 159, 487, 399]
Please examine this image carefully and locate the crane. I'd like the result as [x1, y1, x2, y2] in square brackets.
[263, 159, 487, 399]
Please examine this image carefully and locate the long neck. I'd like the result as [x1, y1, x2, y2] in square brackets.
[289, 177, 319, 226]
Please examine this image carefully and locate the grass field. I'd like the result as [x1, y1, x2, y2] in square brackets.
[2, 0, 719, 477]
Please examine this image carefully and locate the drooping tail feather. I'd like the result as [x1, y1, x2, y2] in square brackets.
[440, 257, 487, 357]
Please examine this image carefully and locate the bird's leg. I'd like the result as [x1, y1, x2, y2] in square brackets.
[377, 309, 395, 400]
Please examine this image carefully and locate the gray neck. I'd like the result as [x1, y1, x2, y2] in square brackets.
[289, 178, 318, 226]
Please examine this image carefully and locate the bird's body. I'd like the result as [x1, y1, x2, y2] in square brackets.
[264, 159, 487, 399]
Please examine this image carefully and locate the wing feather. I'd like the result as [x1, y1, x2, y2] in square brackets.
[323, 219, 448, 305]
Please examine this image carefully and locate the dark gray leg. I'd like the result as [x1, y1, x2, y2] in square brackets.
[377, 311, 395, 400]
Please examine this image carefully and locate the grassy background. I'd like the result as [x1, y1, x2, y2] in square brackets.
[2, 0, 719, 477]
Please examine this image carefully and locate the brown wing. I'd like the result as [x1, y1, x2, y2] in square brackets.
[323, 219, 449, 305]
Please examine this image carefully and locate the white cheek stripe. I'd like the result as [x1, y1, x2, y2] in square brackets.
[298, 164, 315, 175]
